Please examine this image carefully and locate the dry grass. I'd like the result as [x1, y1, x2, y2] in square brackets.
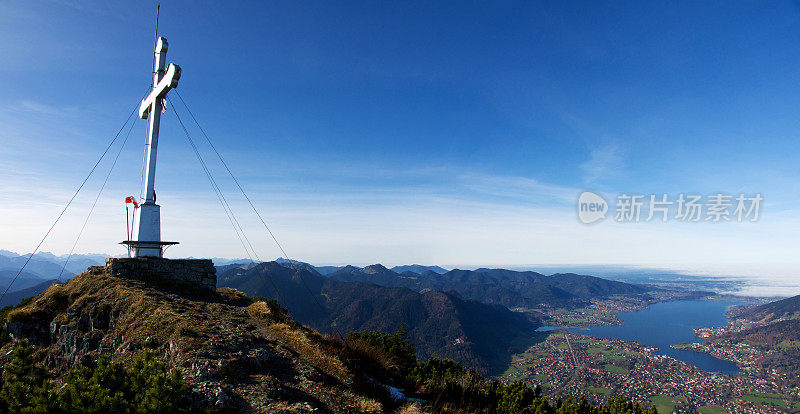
[264, 401, 301, 413]
[5, 271, 213, 355]
[332, 387, 386, 413]
[216, 287, 250, 302]
[353, 395, 383, 413]
[247, 301, 273, 320]
[7, 273, 123, 323]
[6, 284, 69, 323]
[6, 306, 41, 324]
[266, 323, 349, 381]
[396, 403, 428, 414]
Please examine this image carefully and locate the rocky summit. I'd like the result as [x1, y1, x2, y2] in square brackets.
[1, 266, 398, 413]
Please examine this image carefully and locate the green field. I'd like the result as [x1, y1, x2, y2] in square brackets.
[502, 364, 525, 375]
[602, 364, 629, 374]
[529, 374, 548, 381]
[697, 404, 727, 414]
[649, 395, 686, 414]
[588, 347, 613, 355]
[742, 393, 785, 406]
[503, 347, 544, 375]
[512, 348, 547, 358]
[503, 344, 555, 376]
[671, 343, 693, 350]
[751, 392, 782, 399]
[555, 316, 590, 325]
[586, 386, 610, 395]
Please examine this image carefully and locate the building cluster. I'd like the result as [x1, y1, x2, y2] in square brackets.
[500, 331, 795, 414]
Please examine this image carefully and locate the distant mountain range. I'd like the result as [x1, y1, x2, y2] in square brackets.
[0, 253, 72, 281]
[239, 260, 650, 309]
[0, 279, 59, 308]
[0, 250, 108, 278]
[273, 258, 448, 276]
[390, 264, 448, 274]
[219, 260, 651, 311]
[0, 250, 108, 307]
[319, 263, 649, 309]
[218, 261, 541, 374]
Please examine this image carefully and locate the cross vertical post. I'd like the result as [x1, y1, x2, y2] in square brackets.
[126, 36, 181, 257]
[143, 37, 168, 205]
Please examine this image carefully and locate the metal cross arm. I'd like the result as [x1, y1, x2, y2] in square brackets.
[139, 63, 181, 119]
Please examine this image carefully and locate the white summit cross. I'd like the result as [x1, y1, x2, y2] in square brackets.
[123, 36, 181, 257]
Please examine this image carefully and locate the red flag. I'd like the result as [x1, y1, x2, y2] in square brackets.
[125, 196, 139, 208]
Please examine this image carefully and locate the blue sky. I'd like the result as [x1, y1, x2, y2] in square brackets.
[2, 1, 800, 286]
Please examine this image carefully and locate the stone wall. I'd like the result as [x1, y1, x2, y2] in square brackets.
[104, 257, 216, 291]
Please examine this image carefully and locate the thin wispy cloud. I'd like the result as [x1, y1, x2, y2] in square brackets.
[580, 144, 624, 186]
[16, 100, 80, 118]
[460, 173, 579, 204]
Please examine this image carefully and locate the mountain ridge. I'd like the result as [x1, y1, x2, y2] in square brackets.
[390, 265, 448, 275]
[218, 261, 541, 374]
[324, 264, 649, 309]
[738, 294, 800, 322]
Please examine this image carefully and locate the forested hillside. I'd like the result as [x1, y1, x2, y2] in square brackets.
[219, 262, 541, 374]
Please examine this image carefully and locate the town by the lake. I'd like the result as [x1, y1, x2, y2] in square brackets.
[501, 294, 800, 414]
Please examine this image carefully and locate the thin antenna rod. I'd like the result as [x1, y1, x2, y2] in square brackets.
[152, 4, 160, 74]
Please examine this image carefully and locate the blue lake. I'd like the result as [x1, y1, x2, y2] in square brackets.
[541, 300, 742, 375]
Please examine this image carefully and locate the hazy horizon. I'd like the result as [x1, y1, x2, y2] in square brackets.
[3, 248, 796, 297]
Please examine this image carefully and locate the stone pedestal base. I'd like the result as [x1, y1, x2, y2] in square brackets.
[104, 257, 216, 291]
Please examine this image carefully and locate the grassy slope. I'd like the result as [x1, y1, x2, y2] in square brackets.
[1, 271, 397, 413]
